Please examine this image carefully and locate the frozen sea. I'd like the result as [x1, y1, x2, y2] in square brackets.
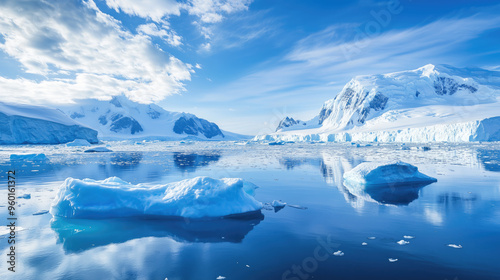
[1, 141, 500, 280]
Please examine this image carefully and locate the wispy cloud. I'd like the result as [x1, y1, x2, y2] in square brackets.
[104, 0, 253, 51]
[202, 13, 500, 104]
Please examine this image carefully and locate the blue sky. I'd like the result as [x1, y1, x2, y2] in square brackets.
[1, 0, 500, 135]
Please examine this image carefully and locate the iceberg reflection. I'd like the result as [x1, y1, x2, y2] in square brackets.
[173, 152, 221, 172]
[51, 213, 264, 253]
[343, 181, 433, 206]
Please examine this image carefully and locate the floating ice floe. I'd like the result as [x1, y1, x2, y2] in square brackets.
[362, 242, 368, 246]
[388, 258, 398, 262]
[66, 139, 92, 147]
[397, 240, 410, 245]
[333, 250, 344, 256]
[367, 237, 376, 240]
[84, 147, 113, 153]
[216, 276, 226, 280]
[271, 200, 286, 207]
[403, 235, 415, 239]
[10, 153, 49, 162]
[343, 161, 437, 186]
[447, 244, 463, 249]
[50, 176, 263, 219]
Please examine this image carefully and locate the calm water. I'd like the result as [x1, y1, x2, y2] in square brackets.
[0, 142, 499, 280]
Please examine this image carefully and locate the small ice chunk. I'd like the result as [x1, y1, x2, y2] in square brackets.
[216, 276, 226, 280]
[397, 240, 410, 245]
[66, 139, 91, 147]
[271, 200, 286, 207]
[362, 242, 368, 246]
[403, 235, 415, 239]
[343, 161, 437, 186]
[18, 194, 31, 199]
[84, 147, 113, 153]
[447, 244, 462, 249]
[388, 258, 398, 262]
[32, 210, 49, 215]
[333, 250, 344, 256]
[245, 265, 250, 267]
[367, 237, 376, 240]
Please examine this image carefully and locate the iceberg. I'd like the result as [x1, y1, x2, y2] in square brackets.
[343, 161, 437, 186]
[0, 101, 98, 144]
[10, 153, 49, 162]
[50, 176, 263, 219]
[66, 139, 92, 147]
[271, 200, 286, 207]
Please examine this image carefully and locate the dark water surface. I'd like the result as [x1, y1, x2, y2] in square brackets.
[0, 142, 499, 280]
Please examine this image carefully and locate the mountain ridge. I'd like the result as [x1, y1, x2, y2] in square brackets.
[58, 96, 233, 140]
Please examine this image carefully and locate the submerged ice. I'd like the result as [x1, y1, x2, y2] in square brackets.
[50, 176, 263, 219]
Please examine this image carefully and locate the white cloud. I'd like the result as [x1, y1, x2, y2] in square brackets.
[0, 0, 193, 104]
[200, 42, 212, 52]
[105, 0, 181, 22]
[185, 0, 252, 24]
[136, 23, 183, 47]
[102, 0, 253, 51]
[105, 0, 251, 24]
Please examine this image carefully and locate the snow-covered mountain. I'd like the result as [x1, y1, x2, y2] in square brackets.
[256, 64, 500, 142]
[58, 96, 230, 140]
[275, 117, 306, 132]
[0, 102, 98, 144]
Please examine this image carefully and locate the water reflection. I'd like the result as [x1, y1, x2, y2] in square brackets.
[343, 182, 432, 206]
[173, 152, 221, 172]
[51, 213, 264, 253]
[477, 149, 500, 172]
[280, 151, 435, 207]
[109, 152, 143, 167]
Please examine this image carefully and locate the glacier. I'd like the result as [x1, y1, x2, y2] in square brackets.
[50, 176, 263, 219]
[66, 139, 92, 147]
[255, 64, 500, 143]
[0, 102, 99, 144]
